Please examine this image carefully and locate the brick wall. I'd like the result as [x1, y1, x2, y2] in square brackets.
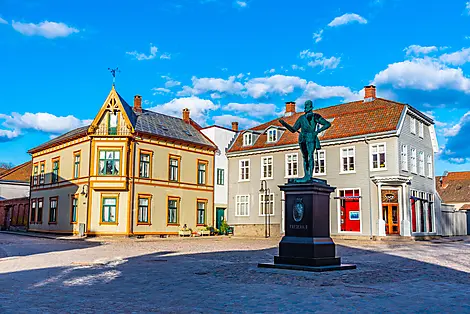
[0, 197, 29, 231]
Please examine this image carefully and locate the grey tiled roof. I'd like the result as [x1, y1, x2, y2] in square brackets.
[117, 92, 137, 127]
[28, 125, 89, 153]
[135, 110, 215, 148]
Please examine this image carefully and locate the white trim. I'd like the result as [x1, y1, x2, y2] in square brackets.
[285, 153, 299, 178]
[400, 144, 408, 172]
[336, 188, 362, 234]
[410, 116, 416, 135]
[235, 194, 250, 217]
[259, 193, 275, 216]
[418, 121, 424, 138]
[418, 151, 425, 177]
[426, 154, 433, 179]
[369, 142, 387, 172]
[260, 156, 274, 180]
[243, 133, 253, 146]
[266, 129, 278, 143]
[410, 147, 417, 174]
[340, 146, 356, 174]
[238, 159, 250, 182]
[314, 149, 326, 176]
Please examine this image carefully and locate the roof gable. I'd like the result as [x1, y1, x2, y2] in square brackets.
[0, 161, 32, 183]
[436, 172, 470, 203]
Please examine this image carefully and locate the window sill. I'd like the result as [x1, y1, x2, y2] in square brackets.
[70, 221, 78, 224]
[285, 175, 299, 179]
[196, 224, 206, 227]
[99, 222, 118, 225]
[371, 168, 387, 172]
[340, 171, 356, 175]
[260, 177, 274, 181]
[234, 215, 250, 217]
[313, 173, 326, 176]
[258, 214, 275, 217]
[48, 222, 57, 225]
[167, 223, 180, 226]
[137, 222, 151, 226]
[238, 180, 250, 183]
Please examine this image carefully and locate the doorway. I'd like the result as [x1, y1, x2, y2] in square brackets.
[216, 208, 225, 229]
[2, 207, 11, 231]
[382, 204, 399, 235]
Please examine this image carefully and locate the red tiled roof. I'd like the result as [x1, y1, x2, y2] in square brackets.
[436, 171, 470, 203]
[460, 204, 470, 210]
[0, 161, 32, 183]
[228, 98, 406, 153]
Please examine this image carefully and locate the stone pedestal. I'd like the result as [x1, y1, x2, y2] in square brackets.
[258, 180, 356, 272]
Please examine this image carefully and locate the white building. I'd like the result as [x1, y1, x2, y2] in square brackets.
[201, 123, 238, 229]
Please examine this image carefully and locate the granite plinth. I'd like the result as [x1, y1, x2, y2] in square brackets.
[258, 262, 356, 273]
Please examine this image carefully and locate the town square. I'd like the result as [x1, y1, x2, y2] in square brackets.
[1, 0, 470, 313]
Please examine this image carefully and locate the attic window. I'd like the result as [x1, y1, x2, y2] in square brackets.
[364, 97, 374, 103]
[267, 129, 278, 143]
[243, 133, 253, 146]
[184, 130, 193, 137]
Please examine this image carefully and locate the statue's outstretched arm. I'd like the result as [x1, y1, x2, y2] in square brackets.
[279, 118, 301, 133]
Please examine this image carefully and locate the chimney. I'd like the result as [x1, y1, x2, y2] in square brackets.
[231, 122, 239, 132]
[182, 108, 190, 123]
[285, 101, 296, 117]
[133, 95, 142, 113]
[364, 85, 376, 101]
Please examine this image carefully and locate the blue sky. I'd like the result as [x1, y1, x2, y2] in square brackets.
[1, 0, 470, 176]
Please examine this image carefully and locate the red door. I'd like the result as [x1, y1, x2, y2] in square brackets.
[340, 190, 360, 232]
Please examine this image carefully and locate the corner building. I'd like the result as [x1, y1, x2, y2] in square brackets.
[28, 86, 216, 236]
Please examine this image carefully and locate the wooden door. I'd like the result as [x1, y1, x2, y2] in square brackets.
[382, 204, 400, 235]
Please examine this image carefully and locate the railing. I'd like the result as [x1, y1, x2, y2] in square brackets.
[93, 124, 132, 136]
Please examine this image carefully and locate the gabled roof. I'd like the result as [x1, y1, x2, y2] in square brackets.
[0, 161, 32, 183]
[228, 98, 407, 154]
[436, 171, 470, 203]
[28, 126, 89, 154]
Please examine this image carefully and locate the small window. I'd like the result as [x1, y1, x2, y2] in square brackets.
[102, 197, 117, 223]
[71, 196, 78, 223]
[259, 193, 274, 216]
[217, 168, 225, 185]
[139, 152, 151, 178]
[108, 112, 118, 135]
[410, 148, 417, 174]
[167, 197, 179, 225]
[37, 198, 43, 223]
[239, 159, 250, 181]
[73, 153, 80, 179]
[267, 129, 278, 142]
[236, 195, 250, 216]
[410, 117, 416, 134]
[137, 196, 151, 224]
[197, 200, 206, 225]
[99, 150, 120, 176]
[52, 159, 60, 183]
[341, 147, 355, 173]
[261, 156, 273, 179]
[314, 150, 326, 175]
[371, 143, 386, 170]
[419, 122, 424, 138]
[427, 155, 433, 178]
[49, 197, 58, 223]
[169, 156, 180, 182]
[418, 151, 425, 176]
[33, 164, 38, 186]
[39, 162, 45, 185]
[285, 153, 298, 178]
[401, 144, 408, 171]
[197, 161, 207, 185]
[30, 199, 37, 223]
[243, 133, 253, 146]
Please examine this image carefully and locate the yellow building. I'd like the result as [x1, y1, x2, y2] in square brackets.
[28, 86, 217, 236]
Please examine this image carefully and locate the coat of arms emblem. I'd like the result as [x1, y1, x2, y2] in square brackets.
[293, 197, 304, 222]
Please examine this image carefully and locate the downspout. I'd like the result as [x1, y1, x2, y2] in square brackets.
[365, 136, 373, 240]
[130, 139, 137, 236]
[85, 138, 92, 235]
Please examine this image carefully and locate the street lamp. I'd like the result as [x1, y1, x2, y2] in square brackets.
[80, 184, 89, 198]
[259, 180, 271, 238]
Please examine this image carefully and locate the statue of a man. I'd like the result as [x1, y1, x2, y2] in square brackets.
[279, 100, 331, 183]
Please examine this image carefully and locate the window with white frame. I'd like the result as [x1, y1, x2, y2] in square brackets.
[236, 195, 250, 216]
[401, 144, 408, 171]
[427, 155, 432, 178]
[418, 151, 425, 176]
[314, 150, 326, 175]
[410, 148, 417, 174]
[285, 153, 298, 178]
[371, 143, 386, 170]
[341, 147, 355, 173]
[261, 156, 273, 179]
[243, 133, 253, 146]
[259, 193, 274, 216]
[239, 159, 250, 181]
[419, 122, 424, 138]
[410, 117, 416, 134]
[267, 129, 278, 142]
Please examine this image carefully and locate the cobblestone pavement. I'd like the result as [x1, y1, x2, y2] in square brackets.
[1, 233, 469, 313]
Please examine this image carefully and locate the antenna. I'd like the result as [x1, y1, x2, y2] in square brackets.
[108, 67, 121, 86]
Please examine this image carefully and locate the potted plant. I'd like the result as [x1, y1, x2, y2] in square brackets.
[179, 224, 192, 237]
[198, 225, 211, 236]
[219, 220, 229, 235]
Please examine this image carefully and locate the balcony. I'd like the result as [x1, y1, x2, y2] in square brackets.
[92, 124, 132, 137]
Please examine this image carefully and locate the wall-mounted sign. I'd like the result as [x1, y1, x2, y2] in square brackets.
[382, 190, 398, 203]
[349, 211, 360, 220]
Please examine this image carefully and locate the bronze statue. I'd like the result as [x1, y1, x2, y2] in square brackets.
[279, 100, 331, 183]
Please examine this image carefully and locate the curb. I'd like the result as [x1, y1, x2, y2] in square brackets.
[0, 231, 89, 242]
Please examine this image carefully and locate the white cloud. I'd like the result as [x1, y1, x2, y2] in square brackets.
[126, 44, 158, 61]
[297, 82, 359, 104]
[0, 129, 20, 141]
[466, 2, 470, 15]
[164, 80, 181, 88]
[235, 1, 247, 8]
[11, 20, 79, 39]
[148, 97, 219, 125]
[300, 50, 341, 70]
[152, 87, 171, 95]
[292, 64, 305, 71]
[0, 112, 90, 135]
[264, 68, 276, 74]
[210, 93, 222, 99]
[404, 45, 438, 56]
[327, 13, 367, 27]
[160, 53, 171, 60]
[373, 58, 470, 93]
[212, 114, 259, 129]
[236, 73, 244, 79]
[224, 102, 277, 117]
[178, 76, 244, 96]
[312, 29, 323, 43]
[0, 17, 8, 25]
[245, 75, 307, 98]
[439, 47, 470, 66]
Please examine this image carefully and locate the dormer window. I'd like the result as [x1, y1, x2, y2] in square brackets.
[267, 129, 278, 143]
[243, 133, 253, 146]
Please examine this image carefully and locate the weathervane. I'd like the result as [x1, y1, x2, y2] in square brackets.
[108, 67, 120, 86]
